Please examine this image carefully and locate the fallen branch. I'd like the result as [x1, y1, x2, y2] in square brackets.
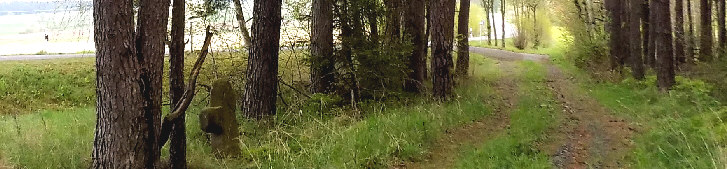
[160, 26, 214, 144]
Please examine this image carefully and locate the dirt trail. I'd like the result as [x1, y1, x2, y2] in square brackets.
[397, 56, 520, 169]
[471, 46, 634, 169]
[401, 47, 634, 169]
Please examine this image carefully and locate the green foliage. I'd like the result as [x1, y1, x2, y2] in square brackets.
[455, 61, 558, 169]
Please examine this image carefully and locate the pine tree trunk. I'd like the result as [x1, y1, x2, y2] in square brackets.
[168, 0, 186, 167]
[655, 0, 675, 90]
[501, 0, 506, 48]
[491, 0, 498, 47]
[233, 0, 253, 49]
[92, 0, 169, 167]
[628, 0, 645, 80]
[606, 0, 627, 70]
[674, 0, 686, 64]
[242, 0, 282, 118]
[404, 0, 426, 93]
[385, 0, 402, 43]
[647, 0, 657, 68]
[485, 0, 491, 45]
[456, 0, 470, 77]
[311, 0, 335, 93]
[431, 0, 456, 99]
[719, 0, 726, 55]
[642, 0, 650, 64]
[700, 0, 713, 61]
[686, 0, 695, 63]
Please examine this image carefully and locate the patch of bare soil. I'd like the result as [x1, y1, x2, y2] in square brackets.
[543, 64, 636, 169]
[394, 60, 520, 169]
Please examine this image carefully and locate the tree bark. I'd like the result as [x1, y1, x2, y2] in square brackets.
[647, 0, 657, 68]
[606, 0, 627, 70]
[310, 0, 335, 93]
[168, 0, 186, 167]
[654, 0, 675, 91]
[700, 0, 713, 61]
[491, 0, 498, 47]
[628, 0, 645, 80]
[431, 0, 456, 99]
[501, 0, 506, 48]
[719, 0, 726, 55]
[385, 0, 402, 43]
[242, 0, 282, 118]
[484, 0, 491, 45]
[642, 0, 650, 64]
[404, 0, 426, 93]
[674, 0, 686, 64]
[92, 0, 169, 167]
[456, 0, 470, 77]
[233, 0, 253, 49]
[686, 0, 695, 63]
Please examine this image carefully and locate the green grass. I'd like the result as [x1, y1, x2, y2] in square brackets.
[0, 52, 504, 168]
[454, 61, 560, 169]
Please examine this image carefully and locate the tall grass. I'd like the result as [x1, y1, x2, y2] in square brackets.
[454, 61, 560, 169]
[0, 53, 504, 168]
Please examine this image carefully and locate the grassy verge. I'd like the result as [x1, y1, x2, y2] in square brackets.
[546, 36, 727, 168]
[0, 53, 503, 168]
[454, 61, 560, 168]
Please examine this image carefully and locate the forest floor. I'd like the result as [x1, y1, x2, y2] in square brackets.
[401, 47, 635, 169]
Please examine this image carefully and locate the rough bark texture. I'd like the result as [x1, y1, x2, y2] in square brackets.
[242, 0, 282, 118]
[686, 0, 695, 63]
[491, 0, 498, 46]
[92, 0, 169, 167]
[501, 0, 506, 48]
[654, 0, 675, 90]
[310, 0, 335, 93]
[647, 0, 657, 68]
[455, 0, 470, 77]
[674, 0, 686, 64]
[642, 0, 650, 64]
[385, 0, 402, 42]
[431, 0, 455, 99]
[719, 0, 726, 55]
[628, 0, 645, 80]
[404, 0, 426, 93]
[700, 0, 713, 61]
[606, 0, 627, 70]
[168, 0, 186, 167]
[233, 0, 253, 49]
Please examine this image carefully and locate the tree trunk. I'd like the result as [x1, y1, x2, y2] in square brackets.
[431, 0, 456, 99]
[642, 0, 650, 64]
[700, 0, 713, 61]
[491, 0, 498, 47]
[368, 1, 380, 45]
[311, 0, 335, 93]
[168, 0, 186, 167]
[655, 0, 675, 91]
[686, 0, 695, 63]
[92, 0, 169, 167]
[233, 0, 253, 49]
[501, 0, 506, 48]
[719, 0, 726, 55]
[628, 0, 645, 80]
[456, 0, 470, 77]
[242, 0, 282, 118]
[606, 0, 627, 70]
[385, 0, 402, 43]
[647, 0, 657, 68]
[424, 0, 431, 79]
[485, 0, 491, 45]
[404, 0, 426, 93]
[674, 0, 686, 64]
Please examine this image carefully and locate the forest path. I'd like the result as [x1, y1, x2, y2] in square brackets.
[397, 49, 520, 169]
[471, 47, 635, 169]
[399, 47, 634, 169]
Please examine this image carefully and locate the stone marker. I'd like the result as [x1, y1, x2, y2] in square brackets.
[199, 79, 241, 158]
